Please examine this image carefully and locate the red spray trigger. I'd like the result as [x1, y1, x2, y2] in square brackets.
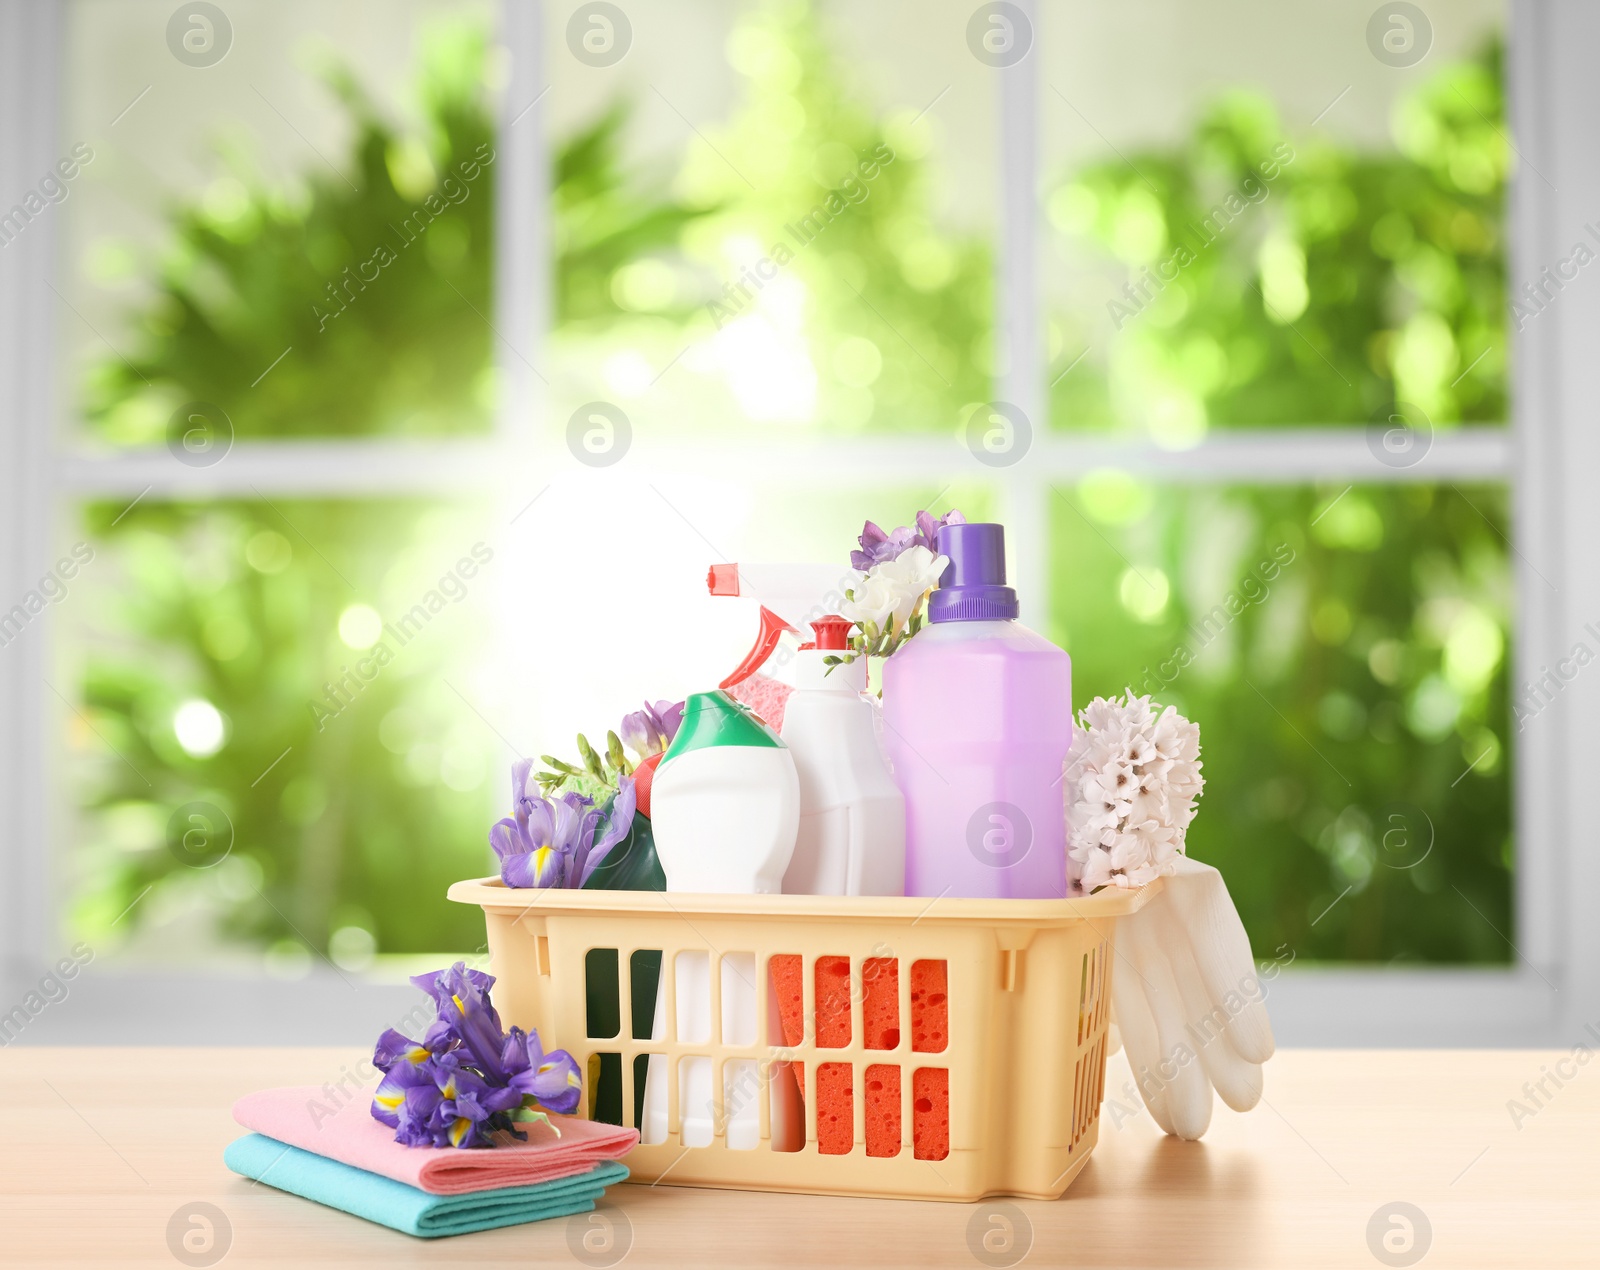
[810, 615, 853, 650]
[720, 605, 797, 690]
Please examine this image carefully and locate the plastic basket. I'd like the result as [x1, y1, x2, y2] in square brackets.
[446, 877, 1160, 1202]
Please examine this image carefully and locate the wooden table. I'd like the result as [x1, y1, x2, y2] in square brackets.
[3, 1047, 1594, 1267]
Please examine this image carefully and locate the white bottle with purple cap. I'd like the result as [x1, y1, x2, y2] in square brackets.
[880, 521, 1072, 899]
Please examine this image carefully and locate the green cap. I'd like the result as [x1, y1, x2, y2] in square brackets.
[660, 691, 784, 764]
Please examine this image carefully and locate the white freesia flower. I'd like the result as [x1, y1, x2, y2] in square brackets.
[840, 570, 896, 631]
[839, 545, 949, 667]
[873, 545, 948, 627]
[1064, 691, 1204, 891]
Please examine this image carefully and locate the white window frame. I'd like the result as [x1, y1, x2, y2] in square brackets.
[0, 0, 1587, 1045]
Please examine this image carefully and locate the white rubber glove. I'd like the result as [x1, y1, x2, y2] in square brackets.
[1108, 856, 1275, 1140]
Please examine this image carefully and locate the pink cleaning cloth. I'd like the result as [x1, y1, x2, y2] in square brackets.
[232, 1085, 639, 1195]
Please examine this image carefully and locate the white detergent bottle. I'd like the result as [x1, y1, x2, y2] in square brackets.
[780, 616, 905, 896]
[649, 689, 799, 893]
[642, 690, 798, 1149]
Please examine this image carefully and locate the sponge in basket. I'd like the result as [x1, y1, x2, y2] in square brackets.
[768, 955, 948, 1159]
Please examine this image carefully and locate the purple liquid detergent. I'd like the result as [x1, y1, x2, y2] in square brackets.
[881, 523, 1072, 898]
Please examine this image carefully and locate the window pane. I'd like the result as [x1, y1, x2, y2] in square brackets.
[61, 0, 497, 444]
[1042, 2, 1508, 435]
[66, 498, 496, 965]
[546, 0, 995, 439]
[1048, 480, 1513, 963]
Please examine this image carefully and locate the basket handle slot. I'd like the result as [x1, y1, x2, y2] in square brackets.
[1001, 947, 1023, 992]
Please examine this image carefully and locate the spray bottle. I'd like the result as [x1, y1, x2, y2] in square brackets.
[707, 562, 856, 729]
[709, 563, 905, 896]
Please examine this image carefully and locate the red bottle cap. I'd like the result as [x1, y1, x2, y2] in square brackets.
[810, 615, 853, 651]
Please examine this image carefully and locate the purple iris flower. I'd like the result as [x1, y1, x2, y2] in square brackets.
[432, 1064, 525, 1149]
[372, 960, 586, 1148]
[489, 789, 590, 889]
[372, 1026, 446, 1072]
[391, 1083, 445, 1146]
[505, 1025, 584, 1116]
[618, 700, 684, 760]
[490, 774, 637, 891]
[371, 1049, 439, 1129]
[411, 962, 511, 1085]
[571, 777, 636, 888]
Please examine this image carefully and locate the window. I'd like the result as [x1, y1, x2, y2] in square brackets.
[1, 0, 1583, 1046]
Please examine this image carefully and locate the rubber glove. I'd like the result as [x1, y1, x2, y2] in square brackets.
[1108, 856, 1275, 1140]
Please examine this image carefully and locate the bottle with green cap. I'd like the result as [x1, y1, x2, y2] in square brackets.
[648, 689, 800, 894]
[642, 689, 800, 1150]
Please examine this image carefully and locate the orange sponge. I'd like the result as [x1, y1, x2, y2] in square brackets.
[909, 961, 949, 1161]
[864, 1064, 899, 1158]
[816, 1062, 852, 1154]
[768, 955, 949, 1159]
[913, 1065, 949, 1161]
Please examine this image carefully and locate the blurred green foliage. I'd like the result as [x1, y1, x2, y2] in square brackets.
[1050, 43, 1507, 439]
[684, 1, 994, 431]
[91, 26, 497, 443]
[1048, 482, 1512, 963]
[554, 100, 714, 327]
[1044, 39, 1512, 961]
[77, 499, 495, 957]
[553, 0, 992, 432]
[75, 9, 1511, 966]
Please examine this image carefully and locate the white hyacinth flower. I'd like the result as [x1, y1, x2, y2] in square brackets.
[1064, 691, 1204, 891]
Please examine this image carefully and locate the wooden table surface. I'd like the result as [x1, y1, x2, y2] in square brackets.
[3, 1046, 1594, 1268]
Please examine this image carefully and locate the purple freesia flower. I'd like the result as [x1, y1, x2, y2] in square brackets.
[851, 510, 964, 570]
[850, 519, 916, 570]
[913, 508, 965, 554]
[618, 700, 684, 760]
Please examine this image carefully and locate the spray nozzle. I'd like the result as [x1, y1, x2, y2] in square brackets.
[709, 563, 856, 691]
[719, 606, 797, 690]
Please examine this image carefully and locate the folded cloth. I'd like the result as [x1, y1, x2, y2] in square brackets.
[225, 1133, 628, 1238]
[232, 1084, 638, 1194]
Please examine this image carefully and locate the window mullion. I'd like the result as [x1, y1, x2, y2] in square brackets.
[493, 0, 547, 455]
[56, 438, 522, 497]
[998, 0, 1044, 619]
[2, 0, 63, 978]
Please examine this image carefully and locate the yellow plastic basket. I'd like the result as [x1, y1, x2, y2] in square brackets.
[446, 877, 1160, 1202]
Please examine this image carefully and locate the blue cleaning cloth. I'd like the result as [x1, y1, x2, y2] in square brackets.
[224, 1132, 630, 1238]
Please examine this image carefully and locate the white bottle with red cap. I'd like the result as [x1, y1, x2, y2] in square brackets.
[779, 616, 906, 896]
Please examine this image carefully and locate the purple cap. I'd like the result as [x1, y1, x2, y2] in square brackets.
[927, 522, 1019, 623]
